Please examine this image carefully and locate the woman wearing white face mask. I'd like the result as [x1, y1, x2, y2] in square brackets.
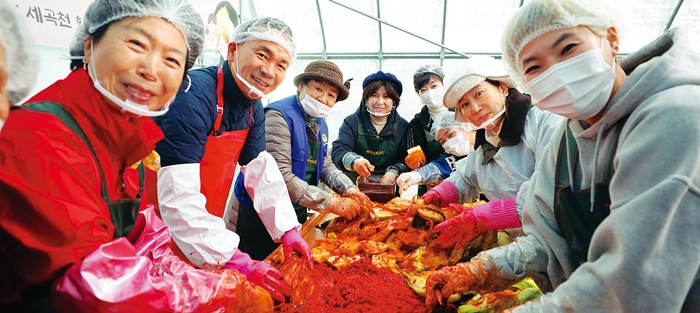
[397, 111, 475, 195]
[332, 71, 411, 186]
[421, 56, 563, 249]
[405, 64, 449, 195]
[237, 60, 372, 260]
[425, 0, 700, 311]
[0, 0, 206, 309]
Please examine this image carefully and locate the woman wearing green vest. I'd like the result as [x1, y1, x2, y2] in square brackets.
[331, 71, 410, 186]
[234, 60, 371, 260]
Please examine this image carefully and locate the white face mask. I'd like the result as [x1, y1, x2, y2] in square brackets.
[523, 37, 615, 120]
[366, 104, 392, 117]
[472, 91, 506, 130]
[300, 92, 332, 117]
[88, 42, 172, 117]
[233, 43, 272, 100]
[420, 87, 445, 110]
[442, 133, 471, 156]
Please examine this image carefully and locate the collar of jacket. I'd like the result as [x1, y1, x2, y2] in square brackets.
[294, 94, 321, 130]
[414, 106, 432, 130]
[412, 105, 455, 131]
[26, 68, 164, 167]
[355, 104, 397, 136]
[474, 89, 532, 163]
[222, 61, 258, 110]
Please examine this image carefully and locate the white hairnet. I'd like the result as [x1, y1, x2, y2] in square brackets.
[69, 0, 205, 71]
[232, 17, 296, 62]
[431, 111, 468, 138]
[501, 0, 620, 85]
[0, 2, 38, 105]
[443, 56, 516, 110]
[413, 64, 445, 80]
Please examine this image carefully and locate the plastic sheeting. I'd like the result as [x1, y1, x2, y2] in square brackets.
[51, 207, 273, 313]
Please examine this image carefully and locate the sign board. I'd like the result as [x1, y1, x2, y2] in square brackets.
[13, 0, 246, 67]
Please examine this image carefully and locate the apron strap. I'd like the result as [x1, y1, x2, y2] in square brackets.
[213, 68, 254, 136]
[603, 117, 628, 181]
[214, 67, 225, 136]
[21, 102, 111, 204]
[556, 118, 629, 187]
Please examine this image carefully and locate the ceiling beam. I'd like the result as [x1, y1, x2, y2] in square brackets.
[665, 0, 685, 31]
[314, 0, 328, 59]
[376, 0, 383, 69]
[440, 0, 448, 66]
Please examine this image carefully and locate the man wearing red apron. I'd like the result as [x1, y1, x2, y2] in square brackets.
[141, 17, 311, 302]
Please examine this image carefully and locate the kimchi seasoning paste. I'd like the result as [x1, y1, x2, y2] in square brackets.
[276, 258, 427, 313]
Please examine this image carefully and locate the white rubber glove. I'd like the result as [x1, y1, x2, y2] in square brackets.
[158, 163, 239, 269]
[242, 151, 301, 241]
[397, 172, 422, 195]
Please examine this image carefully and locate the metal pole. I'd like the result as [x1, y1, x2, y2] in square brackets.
[328, 0, 470, 58]
[440, 0, 448, 66]
[376, 0, 383, 70]
[315, 0, 328, 59]
[665, 0, 684, 31]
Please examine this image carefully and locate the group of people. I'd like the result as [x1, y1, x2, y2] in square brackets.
[1, 0, 699, 312]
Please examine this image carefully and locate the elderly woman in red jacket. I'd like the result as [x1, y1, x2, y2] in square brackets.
[0, 0, 205, 311]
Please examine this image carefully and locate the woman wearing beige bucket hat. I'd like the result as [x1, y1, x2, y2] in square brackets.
[235, 60, 373, 260]
[421, 56, 563, 249]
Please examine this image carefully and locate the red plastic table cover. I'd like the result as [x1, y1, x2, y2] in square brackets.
[51, 206, 273, 313]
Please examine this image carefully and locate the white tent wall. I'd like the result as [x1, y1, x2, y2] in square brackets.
[12, 0, 700, 146]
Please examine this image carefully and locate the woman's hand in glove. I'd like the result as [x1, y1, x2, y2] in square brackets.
[432, 208, 487, 249]
[281, 228, 314, 269]
[325, 194, 362, 220]
[345, 187, 373, 212]
[380, 170, 399, 185]
[425, 256, 499, 307]
[223, 251, 291, 302]
[352, 158, 375, 178]
[397, 172, 422, 194]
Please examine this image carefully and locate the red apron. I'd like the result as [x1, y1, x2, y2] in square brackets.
[143, 67, 252, 218]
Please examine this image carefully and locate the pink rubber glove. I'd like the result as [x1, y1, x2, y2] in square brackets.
[420, 181, 459, 207]
[282, 228, 314, 269]
[223, 251, 291, 302]
[432, 198, 520, 249]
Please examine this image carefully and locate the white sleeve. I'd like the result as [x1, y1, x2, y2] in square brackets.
[157, 163, 239, 270]
[242, 151, 302, 241]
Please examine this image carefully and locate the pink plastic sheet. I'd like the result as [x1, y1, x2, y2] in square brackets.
[51, 207, 273, 313]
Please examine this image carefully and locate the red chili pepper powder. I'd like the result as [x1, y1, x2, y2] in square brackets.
[276, 257, 428, 313]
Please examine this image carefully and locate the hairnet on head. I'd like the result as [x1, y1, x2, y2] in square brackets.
[413, 64, 445, 81]
[0, 2, 38, 105]
[431, 111, 470, 138]
[232, 17, 296, 63]
[442, 56, 516, 109]
[69, 0, 205, 71]
[501, 0, 620, 85]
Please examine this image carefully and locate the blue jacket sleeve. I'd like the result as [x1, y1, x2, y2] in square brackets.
[237, 102, 266, 166]
[154, 89, 215, 167]
[432, 153, 457, 179]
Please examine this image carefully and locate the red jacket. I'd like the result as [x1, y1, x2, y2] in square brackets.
[0, 69, 164, 305]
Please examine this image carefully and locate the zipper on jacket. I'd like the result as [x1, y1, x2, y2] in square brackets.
[120, 166, 126, 190]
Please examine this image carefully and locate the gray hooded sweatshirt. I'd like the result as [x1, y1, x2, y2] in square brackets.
[477, 28, 700, 312]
